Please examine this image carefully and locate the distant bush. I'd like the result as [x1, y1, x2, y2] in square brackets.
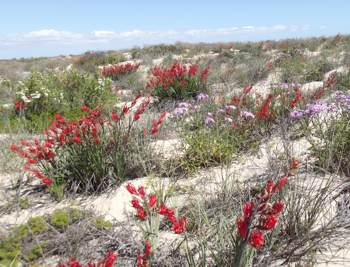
[73, 51, 126, 73]
[146, 62, 209, 99]
[100, 62, 140, 80]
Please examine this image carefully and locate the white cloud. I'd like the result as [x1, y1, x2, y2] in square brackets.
[25, 29, 83, 41]
[0, 25, 311, 48]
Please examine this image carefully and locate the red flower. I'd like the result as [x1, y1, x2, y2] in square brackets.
[15, 100, 25, 111]
[264, 179, 275, 194]
[172, 217, 187, 234]
[259, 215, 278, 230]
[126, 183, 138, 195]
[290, 159, 299, 169]
[42, 177, 53, 186]
[137, 186, 145, 198]
[249, 229, 264, 248]
[236, 217, 249, 240]
[257, 94, 274, 120]
[131, 199, 143, 210]
[133, 113, 141, 121]
[73, 135, 82, 144]
[148, 194, 157, 208]
[9, 145, 18, 151]
[272, 201, 284, 214]
[27, 158, 37, 164]
[136, 208, 146, 220]
[243, 201, 254, 219]
[103, 251, 117, 267]
[111, 111, 120, 121]
[122, 105, 129, 114]
[273, 176, 288, 192]
[80, 105, 90, 112]
[243, 85, 253, 94]
[143, 240, 151, 258]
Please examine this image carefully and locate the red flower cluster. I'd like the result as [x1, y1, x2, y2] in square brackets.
[100, 62, 140, 77]
[57, 250, 117, 267]
[146, 62, 209, 96]
[126, 183, 186, 234]
[290, 87, 305, 109]
[151, 112, 167, 135]
[312, 88, 325, 100]
[256, 94, 275, 120]
[236, 176, 287, 248]
[137, 240, 151, 267]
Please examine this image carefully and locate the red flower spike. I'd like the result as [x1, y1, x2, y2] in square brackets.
[143, 240, 151, 258]
[273, 176, 288, 192]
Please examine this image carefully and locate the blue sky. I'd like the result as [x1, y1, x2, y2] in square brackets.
[0, 0, 349, 59]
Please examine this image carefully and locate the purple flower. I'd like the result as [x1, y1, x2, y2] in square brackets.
[196, 93, 209, 101]
[241, 110, 255, 119]
[178, 102, 192, 108]
[172, 107, 188, 117]
[290, 109, 304, 119]
[224, 117, 233, 123]
[172, 102, 192, 117]
[304, 102, 330, 116]
[205, 114, 215, 126]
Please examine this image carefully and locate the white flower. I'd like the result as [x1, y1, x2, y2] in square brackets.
[21, 95, 31, 103]
[30, 92, 41, 99]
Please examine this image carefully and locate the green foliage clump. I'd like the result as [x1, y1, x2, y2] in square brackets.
[90, 216, 113, 229]
[312, 114, 350, 176]
[50, 209, 70, 229]
[24, 244, 44, 261]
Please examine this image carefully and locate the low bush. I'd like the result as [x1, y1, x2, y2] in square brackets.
[0, 208, 111, 266]
[9, 96, 166, 197]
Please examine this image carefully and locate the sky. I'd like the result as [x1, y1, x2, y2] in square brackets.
[0, 0, 349, 59]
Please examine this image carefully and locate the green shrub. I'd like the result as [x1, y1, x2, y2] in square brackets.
[73, 51, 126, 73]
[312, 114, 350, 176]
[90, 216, 113, 229]
[6, 69, 116, 132]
